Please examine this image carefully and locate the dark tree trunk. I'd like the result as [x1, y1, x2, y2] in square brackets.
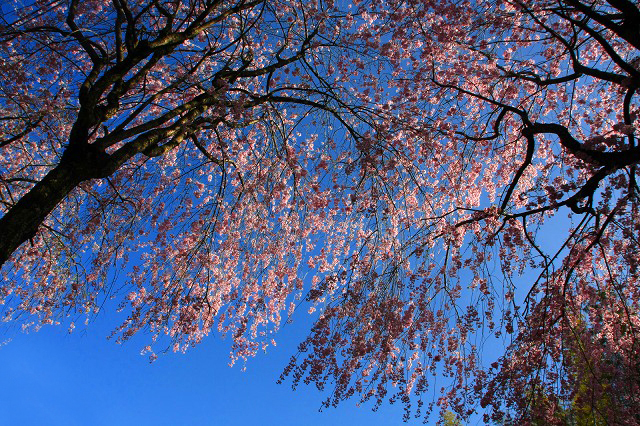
[0, 142, 115, 266]
[0, 163, 81, 266]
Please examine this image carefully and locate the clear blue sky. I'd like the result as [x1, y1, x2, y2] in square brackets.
[0, 306, 417, 426]
[0, 202, 570, 426]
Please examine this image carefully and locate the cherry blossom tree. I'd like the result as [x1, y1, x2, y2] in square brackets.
[0, 0, 386, 343]
[1, 0, 639, 424]
[281, 0, 640, 423]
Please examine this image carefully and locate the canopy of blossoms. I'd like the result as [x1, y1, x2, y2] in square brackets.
[1, 0, 638, 423]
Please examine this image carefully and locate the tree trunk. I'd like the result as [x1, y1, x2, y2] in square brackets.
[0, 161, 83, 266]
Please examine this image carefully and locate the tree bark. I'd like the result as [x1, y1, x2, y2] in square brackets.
[0, 140, 116, 266]
[0, 163, 81, 266]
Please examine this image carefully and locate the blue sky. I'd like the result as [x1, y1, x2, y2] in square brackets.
[0, 3, 581, 424]
[0, 306, 417, 426]
[0, 204, 566, 426]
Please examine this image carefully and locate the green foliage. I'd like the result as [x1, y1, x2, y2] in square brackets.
[442, 410, 463, 426]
